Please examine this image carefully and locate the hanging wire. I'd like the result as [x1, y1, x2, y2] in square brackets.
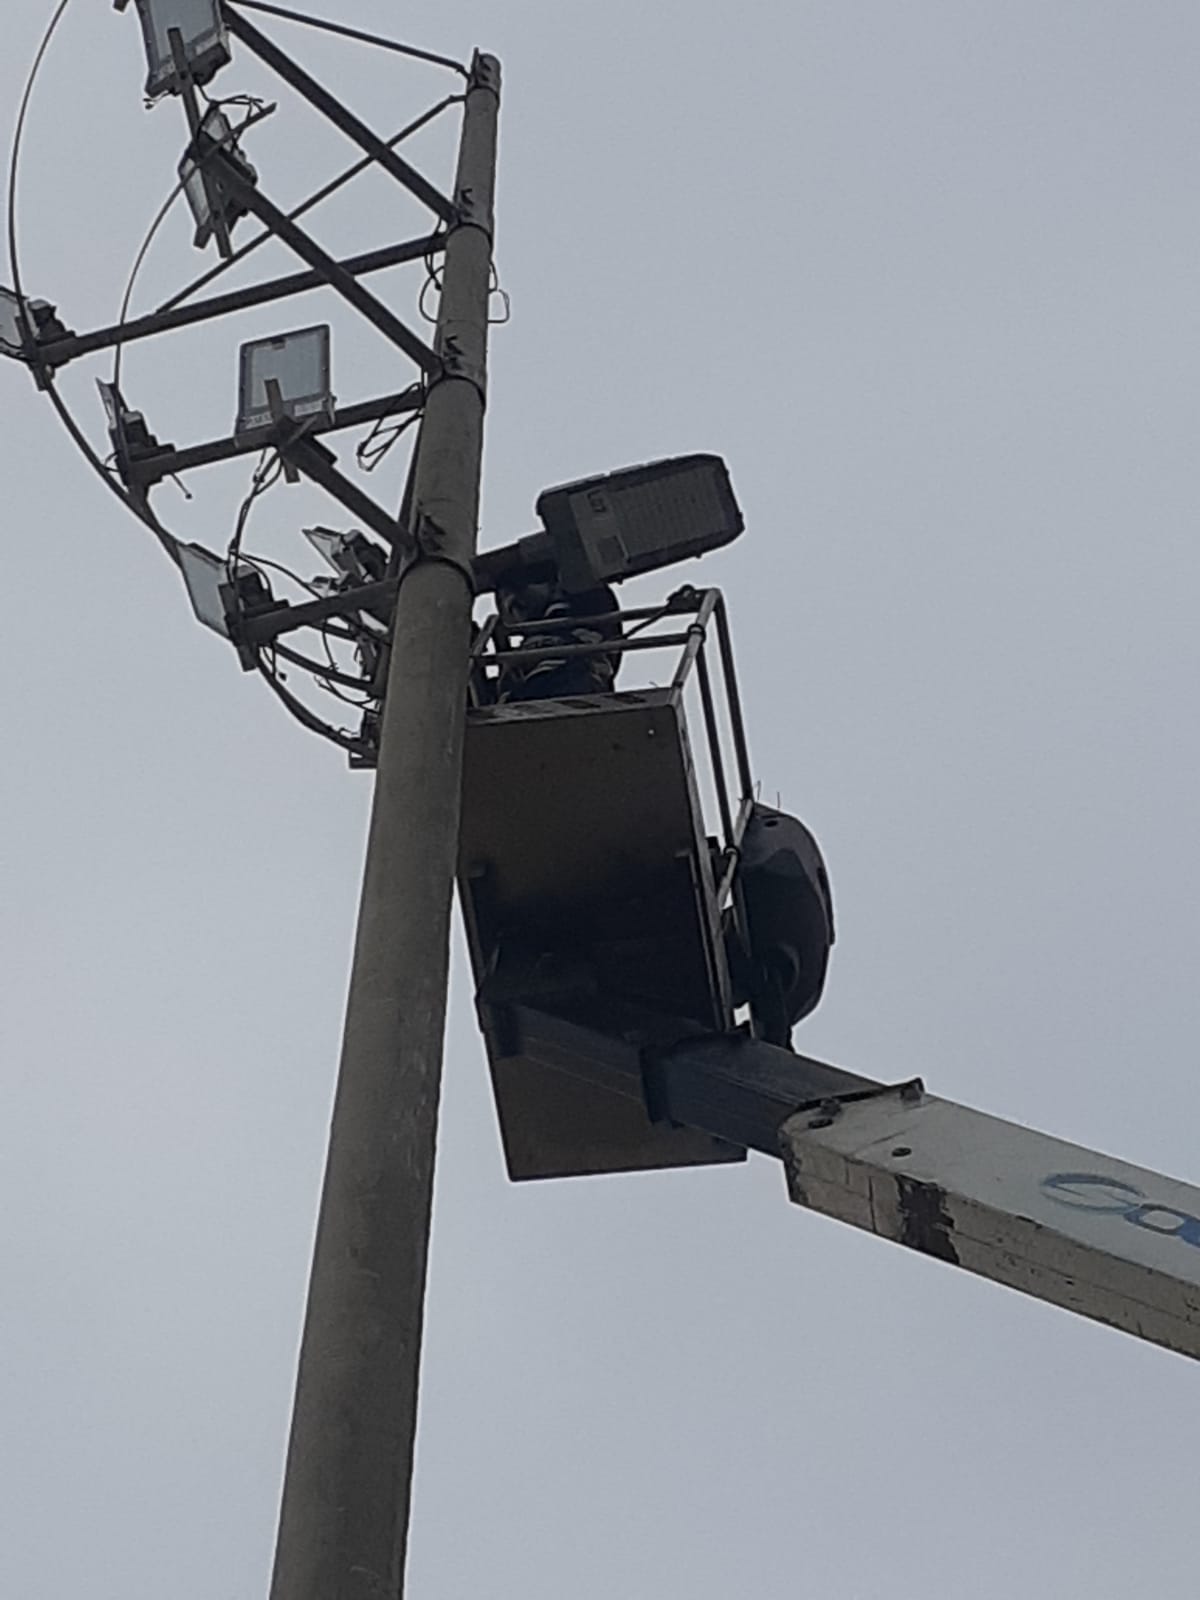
[254, 646, 371, 753]
[421, 252, 510, 326]
[234, 550, 325, 598]
[223, 449, 374, 748]
[418, 246, 444, 323]
[200, 88, 272, 117]
[487, 261, 512, 325]
[224, 0, 469, 78]
[356, 406, 421, 472]
[227, 448, 286, 576]
[273, 636, 374, 695]
[226, 456, 381, 709]
[112, 182, 185, 397]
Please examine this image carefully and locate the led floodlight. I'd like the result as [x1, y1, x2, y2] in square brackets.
[96, 380, 167, 472]
[0, 288, 31, 356]
[178, 541, 275, 654]
[178, 542, 237, 636]
[0, 287, 67, 361]
[135, 0, 231, 100]
[179, 106, 258, 252]
[534, 453, 744, 593]
[236, 326, 334, 439]
[303, 526, 387, 584]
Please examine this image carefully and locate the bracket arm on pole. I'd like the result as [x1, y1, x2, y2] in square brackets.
[239, 577, 400, 644]
[39, 236, 443, 369]
[127, 389, 423, 485]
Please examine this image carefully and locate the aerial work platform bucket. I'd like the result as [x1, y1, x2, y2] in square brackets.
[459, 587, 755, 1180]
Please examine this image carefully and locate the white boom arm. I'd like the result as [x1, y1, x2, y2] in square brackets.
[780, 1085, 1200, 1361]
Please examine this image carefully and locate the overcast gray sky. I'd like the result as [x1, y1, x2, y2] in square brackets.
[4, 2, 1200, 1596]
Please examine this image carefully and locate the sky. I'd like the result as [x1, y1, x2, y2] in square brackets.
[3, 2, 1200, 1596]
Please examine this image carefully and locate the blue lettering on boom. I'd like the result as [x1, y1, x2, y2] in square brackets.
[1041, 1173, 1200, 1250]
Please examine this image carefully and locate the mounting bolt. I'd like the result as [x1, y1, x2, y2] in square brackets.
[807, 1097, 844, 1131]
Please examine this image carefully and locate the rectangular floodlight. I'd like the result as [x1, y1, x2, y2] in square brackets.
[0, 287, 31, 357]
[236, 325, 334, 439]
[178, 542, 235, 636]
[535, 453, 744, 593]
[179, 107, 257, 251]
[303, 526, 358, 578]
[135, 0, 231, 100]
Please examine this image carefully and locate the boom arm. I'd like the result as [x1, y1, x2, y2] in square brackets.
[780, 1088, 1200, 1362]
[505, 996, 1200, 1362]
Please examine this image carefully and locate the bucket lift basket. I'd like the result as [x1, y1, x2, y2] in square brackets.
[459, 585, 758, 1179]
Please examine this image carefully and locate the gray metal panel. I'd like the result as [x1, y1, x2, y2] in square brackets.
[459, 690, 740, 1180]
[490, 1054, 742, 1181]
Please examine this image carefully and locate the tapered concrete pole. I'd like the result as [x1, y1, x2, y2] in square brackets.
[270, 53, 500, 1600]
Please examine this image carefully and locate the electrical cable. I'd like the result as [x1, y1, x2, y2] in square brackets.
[254, 645, 371, 753]
[421, 251, 510, 327]
[226, 448, 285, 578]
[356, 405, 421, 472]
[234, 550, 327, 598]
[272, 636, 374, 693]
[418, 246, 444, 323]
[226, 451, 383, 720]
[112, 181, 186, 397]
[224, 0, 469, 78]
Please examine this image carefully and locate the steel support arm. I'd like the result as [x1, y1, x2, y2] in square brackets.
[208, 152, 441, 374]
[128, 390, 421, 485]
[223, 4, 459, 225]
[508, 996, 1200, 1363]
[283, 438, 404, 546]
[238, 579, 399, 645]
[38, 237, 442, 369]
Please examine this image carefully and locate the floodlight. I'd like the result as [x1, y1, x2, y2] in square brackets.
[303, 526, 387, 584]
[178, 541, 275, 652]
[236, 326, 334, 439]
[0, 286, 68, 361]
[178, 543, 237, 636]
[179, 107, 258, 252]
[97, 379, 167, 471]
[0, 288, 31, 356]
[134, 0, 231, 100]
[534, 453, 744, 593]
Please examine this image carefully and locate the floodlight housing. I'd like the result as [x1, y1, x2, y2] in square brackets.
[96, 380, 167, 472]
[135, 0, 231, 101]
[303, 526, 387, 584]
[179, 107, 257, 251]
[178, 542, 239, 636]
[534, 453, 744, 594]
[0, 286, 67, 361]
[0, 288, 31, 356]
[236, 326, 334, 439]
[178, 541, 276, 662]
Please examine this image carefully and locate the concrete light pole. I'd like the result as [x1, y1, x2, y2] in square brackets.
[268, 52, 500, 1600]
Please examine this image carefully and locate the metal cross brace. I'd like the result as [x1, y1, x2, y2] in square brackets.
[221, 3, 459, 226]
[206, 147, 441, 375]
